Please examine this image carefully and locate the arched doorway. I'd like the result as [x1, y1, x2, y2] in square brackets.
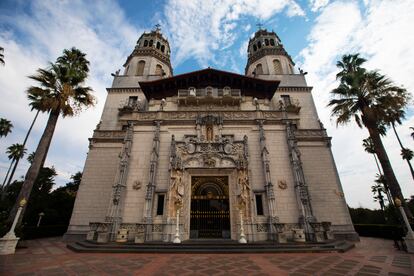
[190, 176, 230, 239]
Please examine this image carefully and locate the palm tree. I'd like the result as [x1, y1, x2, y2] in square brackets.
[1, 111, 40, 200]
[383, 109, 414, 181]
[362, 138, 393, 205]
[329, 53, 412, 218]
[7, 47, 95, 225]
[410, 127, 414, 140]
[0, 118, 13, 137]
[362, 137, 382, 175]
[371, 182, 386, 211]
[0, 46, 4, 65]
[1, 144, 26, 191]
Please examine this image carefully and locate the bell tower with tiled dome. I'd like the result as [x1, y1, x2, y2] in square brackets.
[245, 29, 295, 77]
[123, 25, 173, 78]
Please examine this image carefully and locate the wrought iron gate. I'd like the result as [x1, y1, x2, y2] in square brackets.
[190, 196, 230, 239]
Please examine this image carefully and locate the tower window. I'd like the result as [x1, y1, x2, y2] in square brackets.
[270, 39, 275, 46]
[155, 64, 163, 76]
[156, 194, 165, 216]
[156, 41, 160, 49]
[255, 194, 264, 215]
[273, 59, 282, 74]
[265, 39, 269, 46]
[149, 40, 153, 47]
[161, 45, 165, 52]
[144, 40, 148, 47]
[136, 60, 145, 76]
[253, 45, 257, 51]
[257, 41, 261, 49]
[255, 63, 263, 75]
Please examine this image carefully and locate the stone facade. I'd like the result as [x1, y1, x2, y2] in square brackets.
[66, 28, 358, 243]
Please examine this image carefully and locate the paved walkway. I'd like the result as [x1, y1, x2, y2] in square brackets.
[0, 237, 412, 275]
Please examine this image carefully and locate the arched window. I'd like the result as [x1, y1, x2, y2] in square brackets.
[161, 45, 165, 52]
[270, 39, 275, 46]
[255, 64, 263, 75]
[144, 40, 148, 47]
[273, 59, 282, 74]
[253, 45, 257, 51]
[265, 39, 269, 46]
[257, 41, 261, 49]
[136, 60, 145, 76]
[155, 64, 163, 75]
[149, 40, 153, 47]
[156, 42, 160, 49]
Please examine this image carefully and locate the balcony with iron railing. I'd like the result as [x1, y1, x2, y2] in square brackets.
[177, 87, 242, 106]
[118, 98, 147, 115]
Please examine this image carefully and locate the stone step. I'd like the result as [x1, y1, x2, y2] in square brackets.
[67, 240, 354, 253]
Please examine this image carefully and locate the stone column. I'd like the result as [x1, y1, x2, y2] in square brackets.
[285, 121, 316, 241]
[256, 120, 278, 240]
[143, 120, 162, 240]
[105, 122, 134, 241]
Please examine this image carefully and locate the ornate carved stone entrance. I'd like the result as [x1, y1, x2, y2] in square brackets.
[190, 176, 230, 239]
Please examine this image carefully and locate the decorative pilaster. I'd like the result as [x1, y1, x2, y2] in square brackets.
[256, 120, 278, 239]
[143, 120, 161, 238]
[105, 121, 134, 240]
[285, 121, 316, 241]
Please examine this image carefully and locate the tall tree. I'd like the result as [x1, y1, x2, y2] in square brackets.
[383, 110, 414, 180]
[328, 53, 412, 218]
[0, 46, 4, 65]
[0, 118, 13, 138]
[1, 111, 40, 200]
[7, 47, 95, 226]
[1, 144, 26, 192]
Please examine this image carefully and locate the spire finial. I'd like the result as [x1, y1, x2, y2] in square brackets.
[256, 22, 263, 30]
[154, 24, 161, 32]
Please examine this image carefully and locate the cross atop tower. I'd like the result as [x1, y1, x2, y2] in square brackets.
[256, 23, 263, 30]
[154, 24, 161, 32]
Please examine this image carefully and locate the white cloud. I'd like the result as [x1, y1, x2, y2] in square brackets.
[309, 0, 330, 12]
[0, 0, 139, 186]
[163, 0, 305, 67]
[298, 0, 414, 208]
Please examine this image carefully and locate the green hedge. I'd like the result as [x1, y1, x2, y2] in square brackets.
[22, 225, 68, 240]
[354, 224, 405, 240]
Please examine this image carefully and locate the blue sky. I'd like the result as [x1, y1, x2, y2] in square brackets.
[0, 0, 413, 209]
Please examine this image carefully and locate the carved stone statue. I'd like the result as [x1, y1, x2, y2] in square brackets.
[237, 169, 250, 209]
[170, 169, 184, 208]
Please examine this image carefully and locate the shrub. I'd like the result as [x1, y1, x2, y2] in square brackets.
[22, 225, 67, 240]
[354, 224, 404, 240]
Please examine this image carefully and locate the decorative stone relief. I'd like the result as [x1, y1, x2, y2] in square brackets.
[256, 224, 268, 232]
[105, 122, 134, 240]
[132, 181, 142, 190]
[278, 180, 287, 190]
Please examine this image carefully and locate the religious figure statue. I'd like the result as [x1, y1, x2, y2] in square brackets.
[237, 168, 250, 209]
[170, 169, 184, 208]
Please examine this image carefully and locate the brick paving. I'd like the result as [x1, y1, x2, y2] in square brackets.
[0, 237, 412, 275]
